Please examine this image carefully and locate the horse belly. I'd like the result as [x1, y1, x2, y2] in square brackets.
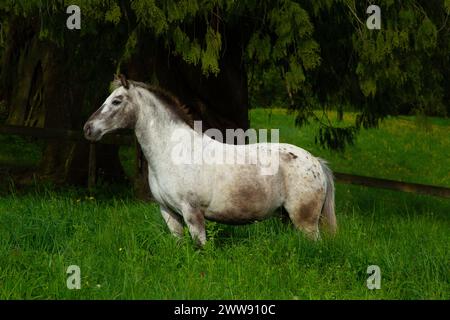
[204, 172, 284, 225]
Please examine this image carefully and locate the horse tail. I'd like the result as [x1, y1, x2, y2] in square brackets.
[318, 159, 337, 234]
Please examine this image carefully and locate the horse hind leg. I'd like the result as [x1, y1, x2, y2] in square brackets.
[284, 199, 322, 240]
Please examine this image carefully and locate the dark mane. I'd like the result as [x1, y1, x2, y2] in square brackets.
[113, 79, 194, 128]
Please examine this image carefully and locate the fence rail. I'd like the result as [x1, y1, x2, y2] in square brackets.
[1, 125, 449, 198]
[334, 173, 450, 199]
[0, 125, 133, 189]
[0, 125, 133, 145]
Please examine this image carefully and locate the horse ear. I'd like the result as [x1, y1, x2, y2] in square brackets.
[114, 74, 119, 81]
[119, 74, 129, 89]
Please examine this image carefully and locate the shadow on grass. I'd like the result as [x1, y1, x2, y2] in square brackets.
[337, 184, 450, 222]
[0, 168, 135, 202]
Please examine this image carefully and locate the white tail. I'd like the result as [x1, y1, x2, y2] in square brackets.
[319, 159, 337, 234]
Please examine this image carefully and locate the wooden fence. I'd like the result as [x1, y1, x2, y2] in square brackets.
[0, 125, 133, 145]
[1, 125, 449, 199]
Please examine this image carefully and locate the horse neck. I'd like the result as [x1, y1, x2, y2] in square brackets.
[133, 88, 197, 171]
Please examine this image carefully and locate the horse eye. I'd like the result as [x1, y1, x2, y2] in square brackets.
[112, 100, 121, 105]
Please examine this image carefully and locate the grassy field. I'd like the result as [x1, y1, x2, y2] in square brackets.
[0, 110, 449, 299]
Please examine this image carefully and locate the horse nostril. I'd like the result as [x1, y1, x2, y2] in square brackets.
[84, 123, 92, 137]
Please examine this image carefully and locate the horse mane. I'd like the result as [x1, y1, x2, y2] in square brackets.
[112, 79, 194, 128]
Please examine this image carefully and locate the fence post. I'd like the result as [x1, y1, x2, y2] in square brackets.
[88, 143, 96, 190]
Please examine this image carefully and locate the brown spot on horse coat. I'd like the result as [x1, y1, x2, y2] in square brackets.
[298, 199, 321, 224]
[231, 183, 265, 212]
[281, 152, 299, 161]
[207, 182, 269, 224]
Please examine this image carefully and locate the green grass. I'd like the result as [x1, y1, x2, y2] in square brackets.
[0, 109, 449, 299]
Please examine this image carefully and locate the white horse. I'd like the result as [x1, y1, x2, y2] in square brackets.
[84, 75, 336, 246]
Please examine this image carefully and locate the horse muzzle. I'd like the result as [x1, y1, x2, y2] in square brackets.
[83, 122, 102, 141]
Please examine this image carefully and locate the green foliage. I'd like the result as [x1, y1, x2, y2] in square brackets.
[348, 1, 449, 117]
[283, 0, 449, 149]
[131, 0, 168, 34]
[201, 27, 221, 75]
[315, 126, 357, 152]
[172, 27, 200, 65]
[120, 30, 138, 63]
[249, 66, 287, 108]
[247, 0, 320, 94]
[104, 2, 121, 25]
[446, 0, 450, 14]
[0, 0, 322, 81]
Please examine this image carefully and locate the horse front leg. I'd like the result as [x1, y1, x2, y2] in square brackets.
[181, 204, 206, 247]
[160, 205, 184, 238]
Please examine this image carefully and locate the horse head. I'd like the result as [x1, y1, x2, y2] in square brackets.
[84, 74, 137, 141]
